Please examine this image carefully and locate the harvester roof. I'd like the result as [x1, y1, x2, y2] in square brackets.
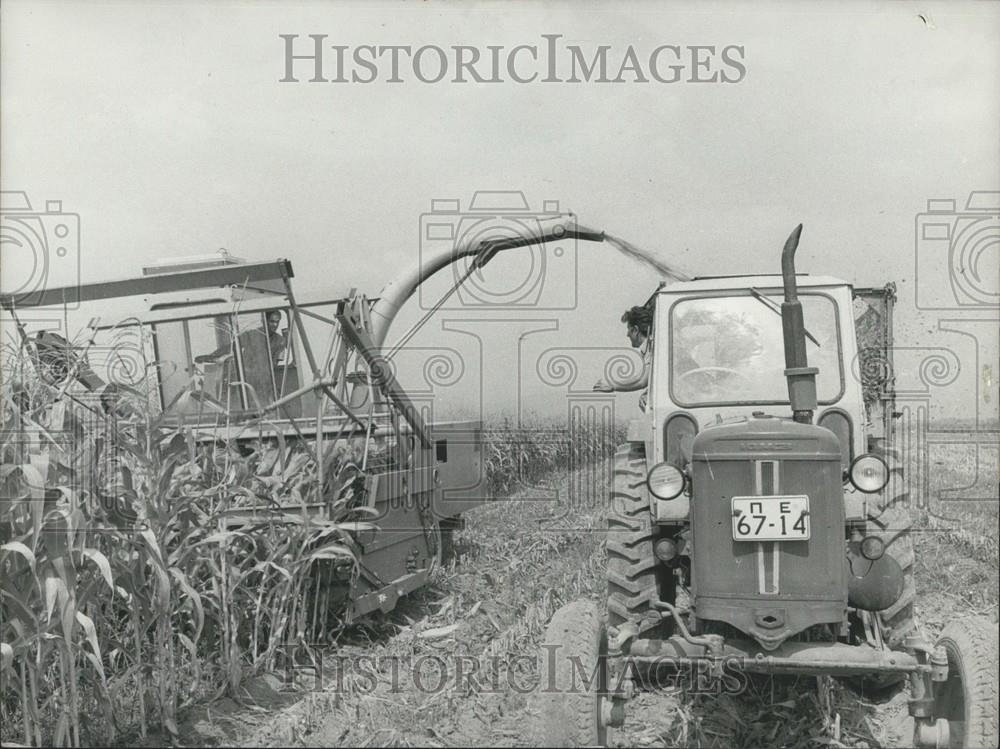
[0, 257, 298, 311]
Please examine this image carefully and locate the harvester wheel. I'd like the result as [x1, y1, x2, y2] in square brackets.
[928, 617, 999, 749]
[607, 443, 666, 636]
[532, 600, 608, 748]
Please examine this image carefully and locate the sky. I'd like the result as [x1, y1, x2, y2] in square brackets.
[2, 0, 998, 426]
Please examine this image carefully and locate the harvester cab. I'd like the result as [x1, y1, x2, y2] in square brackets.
[535, 225, 998, 749]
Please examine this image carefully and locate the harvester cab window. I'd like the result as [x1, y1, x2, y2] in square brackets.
[154, 310, 297, 415]
[669, 293, 842, 406]
[155, 316, 237, 413]
[189, 316, 239, 407]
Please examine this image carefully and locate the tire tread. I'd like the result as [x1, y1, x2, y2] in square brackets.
[935, 617, 999, 749]
[606, 444, 663, 635]
[533, 600, 607, 747]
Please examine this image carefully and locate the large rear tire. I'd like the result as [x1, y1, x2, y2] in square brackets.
[532, 600, 608, 748]
[869, 453, 916, 648]
[931, 617, 999, 749]
[606, 444, 666, 636]
[852, 454, 916, 693]
[868, 447, 917, 648]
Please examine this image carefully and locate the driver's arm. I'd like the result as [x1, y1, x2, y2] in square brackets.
[597, 370, 648, 392]
[593, 354, 650, 393]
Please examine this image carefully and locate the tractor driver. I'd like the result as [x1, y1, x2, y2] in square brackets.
[593, 305, 653, 411]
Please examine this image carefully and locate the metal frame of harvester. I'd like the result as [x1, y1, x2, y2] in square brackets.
[3, 256, 487, 622]
[0, 215, 602, 624]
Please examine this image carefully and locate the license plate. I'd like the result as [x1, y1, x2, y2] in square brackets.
[731, 495, 810, 541]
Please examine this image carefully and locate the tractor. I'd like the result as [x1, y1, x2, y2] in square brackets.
[533, 225, 999, 748]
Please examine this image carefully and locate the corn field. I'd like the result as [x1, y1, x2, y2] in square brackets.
[482, 417, 625, 498]
[0, 337, 378, 747]
[0, 337, 624, 747]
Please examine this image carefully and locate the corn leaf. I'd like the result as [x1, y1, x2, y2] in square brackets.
[169, 568, 204, 643]
[81, 548, 114, 594]
[43, 573, 63, 624]
[0, 641, 12, 673]
[1, 541, 36, 573]
[75, 612, 107, 680]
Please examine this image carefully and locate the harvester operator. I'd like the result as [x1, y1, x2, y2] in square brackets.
[195, 310, 287, 366]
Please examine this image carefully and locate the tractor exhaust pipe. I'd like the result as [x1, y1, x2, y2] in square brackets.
[780, 224, 818, 424]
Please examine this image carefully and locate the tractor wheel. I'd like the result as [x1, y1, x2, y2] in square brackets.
[532, 600, 608, 748]
[607, 443, 666, 636]
[857, 479, 916, 692]
[930, 617, 999, 748]
[870, 504, 916, 647]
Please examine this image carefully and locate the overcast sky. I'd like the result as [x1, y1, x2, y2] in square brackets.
[2, 0, 998, 423]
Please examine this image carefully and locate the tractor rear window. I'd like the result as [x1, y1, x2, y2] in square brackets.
[668, 293, 843, 407]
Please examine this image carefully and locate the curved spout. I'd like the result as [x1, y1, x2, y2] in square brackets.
[368, 215, 604, 348]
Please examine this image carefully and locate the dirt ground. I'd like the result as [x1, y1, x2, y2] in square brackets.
[159, 436, 997, 749]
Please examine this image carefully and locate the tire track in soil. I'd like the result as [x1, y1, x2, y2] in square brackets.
[243, 464, 611, 747]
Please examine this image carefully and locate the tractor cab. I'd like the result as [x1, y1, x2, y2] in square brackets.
[646, 274, 864, 474]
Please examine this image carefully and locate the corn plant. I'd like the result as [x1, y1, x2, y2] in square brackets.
[1, 332, 371, 747]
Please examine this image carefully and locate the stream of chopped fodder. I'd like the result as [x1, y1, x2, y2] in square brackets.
[602, 234, 692, 283]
